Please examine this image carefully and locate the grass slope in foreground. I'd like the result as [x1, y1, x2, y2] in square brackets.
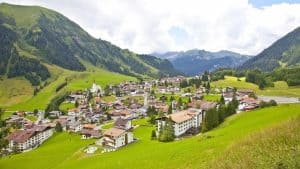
[210, 116, 300, 169]
[211, 76, 300, 97]
[1, 104, 300, 169]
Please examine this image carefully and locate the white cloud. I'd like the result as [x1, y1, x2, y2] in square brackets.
[1, 0, 300, 55]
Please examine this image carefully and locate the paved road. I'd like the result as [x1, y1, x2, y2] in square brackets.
[258, 96, 300, 104]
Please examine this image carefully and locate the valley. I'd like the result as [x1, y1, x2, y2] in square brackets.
[0, 2, 300, 169]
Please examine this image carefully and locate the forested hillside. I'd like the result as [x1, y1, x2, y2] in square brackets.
[0, 3, 179, 85]
[239, 26, 300, 71]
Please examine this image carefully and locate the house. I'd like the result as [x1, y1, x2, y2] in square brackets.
[102, 127, 133, 149]
[238, 97, 260, 111]
[6, 125, 53, 152]
[48, 111, 62, 118]
[187, 100, 217, 111]
[236, 89, 254, 98]
[81, 129, 101, 139]
[222, 92, 234, 104]
[114, 118, 132, 130]
[68, 121, 82, 132]
[68, 108, 81, 117]
[157, 109, 202, 137]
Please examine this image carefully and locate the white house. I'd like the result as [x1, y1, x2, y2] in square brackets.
[157, 109, 203, 137]
[6, 125, 53, 152]
[102, 128, 133, 149]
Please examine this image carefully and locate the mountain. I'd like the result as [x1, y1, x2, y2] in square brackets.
[153, 50, 251, 76]
[0, 3, 180, 86]
[239, 26, 300, 71]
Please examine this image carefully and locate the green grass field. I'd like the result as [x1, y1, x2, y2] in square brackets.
[203, 94, 221, 102]
[211, 116, 300, 169]
[1, 104, 300, 169]
[212, 76, 300, 97]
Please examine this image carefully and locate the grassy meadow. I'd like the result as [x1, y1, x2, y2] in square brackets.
[1, 104, 300, 169]
[211, 76, 300, 97]
[1, 64, 135, 111]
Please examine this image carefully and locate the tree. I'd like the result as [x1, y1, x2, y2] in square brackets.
[55, 122, 63, 132]
[188, 97, 192, 103]
[75, 100, 79, 108]
[158, 118, 175, 142]
[170, 96, 175, 102]
[33, 109, 39, 116]
[177, 97, 183, 109]
[151, 130, 157, 140]
[202, 108, 219, 132]
[104, 85, 110, 96]
[218, 104, 226, 123]
[220, 95, 225, 104]
[167, 104, 173, 114]
[148, 115, 156, 124]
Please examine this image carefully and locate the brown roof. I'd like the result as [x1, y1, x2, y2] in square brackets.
[188, 100, 217, 110]
[6, 130, 35, 143]
[167, 110, 199, 123]
[83, 124, 97, 129]
[114, 118, 130, 129]
[103, 127, 126, 137]
[81, 129, 101, 137]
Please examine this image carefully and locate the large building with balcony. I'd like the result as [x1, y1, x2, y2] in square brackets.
[157, 109, 203, 137]
[6, 125, 53, 152]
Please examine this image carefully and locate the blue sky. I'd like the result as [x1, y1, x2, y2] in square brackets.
[250, 0, 300, 7]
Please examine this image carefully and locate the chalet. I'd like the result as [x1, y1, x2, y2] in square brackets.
[188, 100, 217, 111]
[238, 97, 260, 111]
[53, 117, 67, 131]
[156, 109, 202, 137]
[236, 89, 254, 98]
[114, 118, 132, 130]
[102, 128, 134, 149]
[48, 111, 62, 118]
[81, 124, 101, 139]
[222, 92, 234, 104]
[68, 121, 82, 132]
[6, 125, 53, 152]
[68, 108, 82, 117]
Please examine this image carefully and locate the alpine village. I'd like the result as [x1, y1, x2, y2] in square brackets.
[0, 2, 300, 169]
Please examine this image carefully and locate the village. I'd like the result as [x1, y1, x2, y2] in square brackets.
[2, 74, 271, 155]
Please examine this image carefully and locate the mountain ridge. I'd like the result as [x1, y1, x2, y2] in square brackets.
[0, 3, 180, 86]
[153, 49, 251, 76]
[239, 26, 300, 71]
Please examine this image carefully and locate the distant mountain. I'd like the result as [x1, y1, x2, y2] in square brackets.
[239, 26, 300, 71]
[0, 3, 180, 85]
[153, 50, 251, 76]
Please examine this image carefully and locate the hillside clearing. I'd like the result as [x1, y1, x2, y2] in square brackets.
[212, 76, 300, 97]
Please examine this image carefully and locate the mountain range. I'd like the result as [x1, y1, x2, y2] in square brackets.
[0, 3, 180, 86]
[153, 50, 251, 76]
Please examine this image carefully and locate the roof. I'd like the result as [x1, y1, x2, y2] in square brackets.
[103, 127, 126, 137]
[6, 130, 35, 143]
[188, 100, 217, 110]
[83, 124, 97, 129]
[6, 125, 51, 143]
[167, 110, 199, 123]
[114, 118, 130, 128]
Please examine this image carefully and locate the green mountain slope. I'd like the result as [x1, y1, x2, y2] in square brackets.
[239, 26, 300, 71]
[0, 3, 179, 86]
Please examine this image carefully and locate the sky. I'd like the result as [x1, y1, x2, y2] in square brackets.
[1, 0, 300, 55]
